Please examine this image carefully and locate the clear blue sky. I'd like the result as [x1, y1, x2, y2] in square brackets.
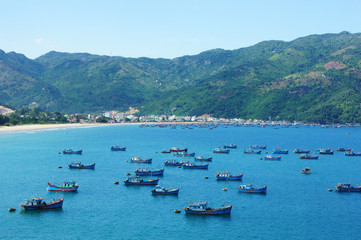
[1, 0, 360, 59]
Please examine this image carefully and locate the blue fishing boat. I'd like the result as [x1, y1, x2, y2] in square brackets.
[317, 148, 334, 155]
[223, 144, 237, 149]
[299, 154, 318, 159]
[194, 156, 213, 162]
[164, 159, 183, 166]
[176, 152, 196, 157]
[184, 202, 232, 215]
[335, 183, 361, 192]
[238, 184, 267, 193]
[293, 149, 310, 154]
[244, 149, 261, 154]
[272, 149, 289, 154]
[251, 145, 267, 150]
[151, 185, 179, 195]
[47, 181, 79, 192]
[20, 197, 64, 211]
[216, 172, 243, 180]
[68, 162, 95, 169]
[336, 147, 350, 152]
[169, 147, 188, 153]
[111, 146, 126, 151]
[130, 157, 152, 163]
[123, 176, 159, 185]
[345, 150, 361, 156]
[213, 148, 230, 154]
[135, 168, 164, 176]
[182, 162, 209, 169]
[63, 149, 83, 154]
[264, 155, 281, 161]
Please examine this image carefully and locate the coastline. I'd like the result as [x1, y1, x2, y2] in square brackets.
[0, 123, 129, 133]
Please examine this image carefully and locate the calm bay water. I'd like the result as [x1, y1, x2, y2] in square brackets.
[1, 124, 361, 239]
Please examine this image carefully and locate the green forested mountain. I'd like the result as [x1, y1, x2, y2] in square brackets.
[0, 31, 360, 123]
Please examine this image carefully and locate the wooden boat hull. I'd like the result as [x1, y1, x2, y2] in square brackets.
[214, 149, 230, 154]
[68, 163, 95, 169]
[63, 150, 83, 154]
[111, 147, 126, 151]
[194, 157, 213, 162]
[176, 152, 195, 157]
[184, 205, 232, 215]
[216, 174, 243, 180]
[47, 183, 78, 192]
[135, 169, 164, 176]
[183, 164, 208, 169]
[170, 148, 188, 152]
[130, 159, 152, 163]
[124, 179, 159, 185]
[20, 198, 64, 211]
[152, 189, 179, 195]
[239, 186, 267, 193]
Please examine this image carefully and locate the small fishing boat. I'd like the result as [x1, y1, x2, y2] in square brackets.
[184, 202, 232, 215]
[130, 157, 152, 163]
[169, 147, 188, 152]
[111, 146, 126, 151]
[68, 162, 95, 169]
[194, 156, 213, 162]
[176, 152, 195, 157]
[135, 168, 164, 176]
[223, 144, 237, 149]
[213, 148, 230, 154]
[345, 150, 361, 156]
[336, 147, 349, 152]
[293, 149, 310, 154]
[47, 181, 79, 192]
[317, 148, 334, 155]
[63, 149, 83, 154]
[250, 145, 267, 150]
[244, 149, 261, 154]
[272, 149, 288, 154]
[335, 183, 361, 192]
[164, 159, 183, 166]
[300, 167, 311, 174]
[151, 185, 179, 195]
[264, 155, 281, 161]
[161, 149, 171, 153]
[238, 184, 267, 193]
[123, 176, 159, 185]
[20, 197, 64, 211]
[216, 172, 243, 180]
[299, 154, 318, 160]
[182, 162, 209, 169]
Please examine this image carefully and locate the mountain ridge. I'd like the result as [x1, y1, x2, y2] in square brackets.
[0, 31, 360, 123]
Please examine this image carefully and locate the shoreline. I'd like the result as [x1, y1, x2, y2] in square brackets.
[0, 123, 136, 133]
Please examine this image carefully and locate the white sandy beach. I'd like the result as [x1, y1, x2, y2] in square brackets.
[0, 123, 117, 133]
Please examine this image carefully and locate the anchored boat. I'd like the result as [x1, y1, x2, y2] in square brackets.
[151, 185, 179, 195]
[238, 184, 267, 193]
[216, 172, 243, 180]
[111, 146, 126, 151]
[169, 147, 188, 152]
[294, 149, 310, 154]
[299, 154, 318, 159]
[68, 162, 95, 169]
[47, 181, 79, 191]
[223, 144, 237, 149]
[244, 149, 261, 154]
[63, 149, 83, 154]
[335, 183, 361, 192]
[213, 148, 230, 154]
[264, 155, 281, 161]
[182, 162, 209, 169]
[135, 168, 164, 176]
[123, 176, 159, 185]
[272, 149, 288, 154]
[194, 156, 213, 162]
[184, 202, 232, 215]
[300, 167, 311, 174]
[130, 157, 152, 163]
[20, 197, 64, 211]
[164, 159, 183, 166]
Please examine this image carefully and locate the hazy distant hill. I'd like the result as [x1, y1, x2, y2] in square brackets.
[0, 31, 360, 123]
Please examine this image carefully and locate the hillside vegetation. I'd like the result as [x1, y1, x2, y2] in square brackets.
[0, 31, 360, 123]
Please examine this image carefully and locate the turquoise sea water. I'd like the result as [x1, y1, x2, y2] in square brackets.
[1, 125, 361, 240]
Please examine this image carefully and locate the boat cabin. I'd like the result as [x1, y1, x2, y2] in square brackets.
[188, 202, 208, 210]
[217, 172, 230, 178]
[24, 198, 44, 206]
